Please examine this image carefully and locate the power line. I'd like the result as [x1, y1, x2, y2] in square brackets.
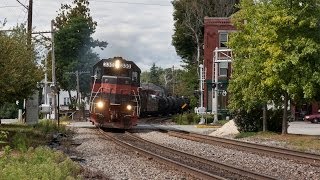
[16, 0, 28, 9]
[90, 0, 171, 6]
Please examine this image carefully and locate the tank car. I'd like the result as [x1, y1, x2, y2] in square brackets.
[139, 83, 190, 117]
[89, 57, 141, 129]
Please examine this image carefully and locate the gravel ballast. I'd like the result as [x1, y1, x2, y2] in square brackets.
[69, 127, 196, 179]
[64, 121, 320, 180]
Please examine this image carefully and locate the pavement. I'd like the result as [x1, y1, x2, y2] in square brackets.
[288, 121, 320, 136]
[0, 119, 19, 124]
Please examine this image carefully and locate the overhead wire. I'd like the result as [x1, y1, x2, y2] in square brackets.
[16, 0, 28, 24]
[89, 0, 171, 7]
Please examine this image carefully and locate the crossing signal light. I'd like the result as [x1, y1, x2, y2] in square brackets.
[219, 83, 224, 89]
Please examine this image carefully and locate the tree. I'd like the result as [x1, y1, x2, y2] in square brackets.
[229, 0, 320, 134]
[0, 24, 42, 111]
[149, 63, 161, 85]
[53, 0, 107, 103]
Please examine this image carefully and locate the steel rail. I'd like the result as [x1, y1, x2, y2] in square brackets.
[168, 131, 320, 166]
[97, 128, 225, 180]
[125, 132, 275, 180]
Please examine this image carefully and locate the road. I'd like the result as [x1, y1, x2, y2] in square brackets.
[288, 121, 320, 136]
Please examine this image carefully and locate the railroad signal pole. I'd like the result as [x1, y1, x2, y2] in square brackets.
[212, 47, 232, 123]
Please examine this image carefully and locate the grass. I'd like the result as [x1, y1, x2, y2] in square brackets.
[0, 119, 81, 179]
[235, 131, 320, 153]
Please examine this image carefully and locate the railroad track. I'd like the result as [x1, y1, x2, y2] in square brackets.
[98, 128, 275, 180]
[167, 130, 320, 166]
[138, 116, 173, 124]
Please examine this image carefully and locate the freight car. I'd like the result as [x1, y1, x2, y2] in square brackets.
[89, 57, 189, 129]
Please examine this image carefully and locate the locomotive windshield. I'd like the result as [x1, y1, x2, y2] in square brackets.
[102, 60, 132, 77]
[103, 67, 130, 77]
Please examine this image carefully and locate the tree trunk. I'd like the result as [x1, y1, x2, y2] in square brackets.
[282, 93, 288, 135]
[263, 104, 267, 132]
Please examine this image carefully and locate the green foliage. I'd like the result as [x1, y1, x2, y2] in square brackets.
[0, 102, 18, 119]
[0, 131, 8, 144]
[54, 0, 107, 96]
[12, 132, 29, 152]
[233, 108, 263, 132]
[149, 63, 161, 85]
[0, 24, 42, 105]
[141, 65, 193, 99]
[0, 146, 81, 180]
[2, 145, 12, 156]
[34, 119, 68, 135]
[172, 113, 198, 125]
[229, 0, 320, 133]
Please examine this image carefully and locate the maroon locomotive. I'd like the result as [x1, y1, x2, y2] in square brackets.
[89, 57, 190, 129]
[89, 57, 141, 129]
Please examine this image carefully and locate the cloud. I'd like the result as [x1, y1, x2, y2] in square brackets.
[2, 0, 182, 71]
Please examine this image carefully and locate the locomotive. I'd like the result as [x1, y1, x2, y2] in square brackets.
[89, 57, 190, 129]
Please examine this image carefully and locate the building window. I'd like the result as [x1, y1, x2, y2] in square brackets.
[219, 32, 228, 48]
[64, 97, 69, 105]
[219, 62, 228, 76]
[49, 98, 52, 105]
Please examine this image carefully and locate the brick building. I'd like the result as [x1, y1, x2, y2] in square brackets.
[203, 17, 236, 114]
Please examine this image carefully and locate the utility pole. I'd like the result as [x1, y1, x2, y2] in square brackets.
[27, 0, 33, 46]
[66, 71, 90, 105]
[25, 0, 39, 125]
[51, 20, 57, 121]
[172, 65, 175, 95]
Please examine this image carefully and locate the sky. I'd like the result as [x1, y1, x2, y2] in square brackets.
[1, 0, 183, 71]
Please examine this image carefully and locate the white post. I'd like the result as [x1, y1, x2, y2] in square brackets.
[199, 64, 205, 124]
[213, 47, 219, 123]
[199, 64, 204, 108]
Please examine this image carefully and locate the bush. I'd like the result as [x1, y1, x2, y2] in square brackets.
[0, 103, 18, 119]
[172, 113, 198, 125]
[233, 108, 263, 132]
[233, 107, 288, 133]
[34, 119, 68, 134]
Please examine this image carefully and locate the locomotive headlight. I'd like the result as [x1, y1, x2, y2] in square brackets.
[126, 104, 132, 111]
[115, 60, 121, 69]
[97, 101, 104, 109]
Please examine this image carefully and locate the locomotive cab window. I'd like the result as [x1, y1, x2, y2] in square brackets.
[94, 67, 102, 79]
[104, 67, 130, 77]
[132, 71, 138, 82]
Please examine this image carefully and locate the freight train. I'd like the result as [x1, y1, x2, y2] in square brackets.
[89, 57, 190, 129]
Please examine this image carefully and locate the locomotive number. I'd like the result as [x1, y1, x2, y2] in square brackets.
[103, 62, 132, 69]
